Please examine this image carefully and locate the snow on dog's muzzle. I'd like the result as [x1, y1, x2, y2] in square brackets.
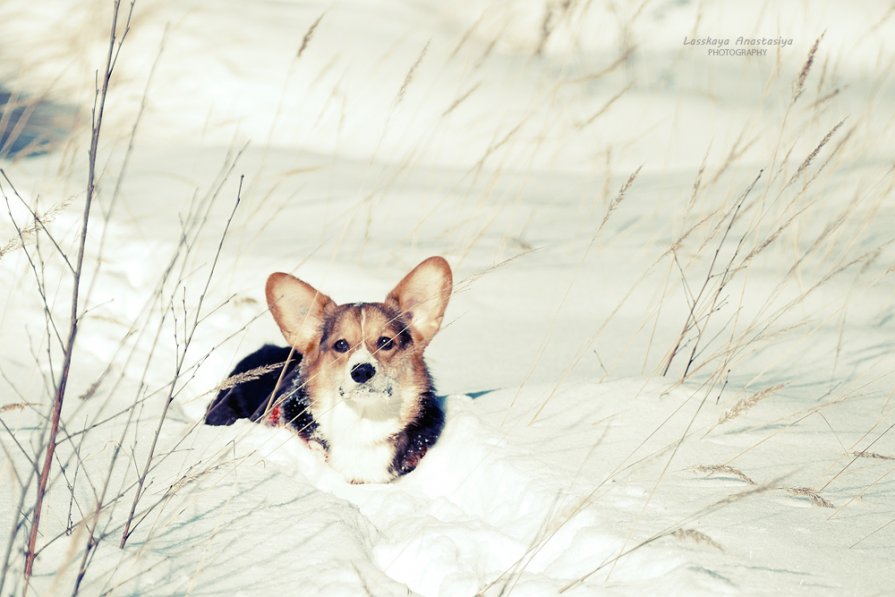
[340, 348, 394, 403]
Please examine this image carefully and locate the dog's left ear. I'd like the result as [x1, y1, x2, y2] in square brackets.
[385, 256, 452, 347]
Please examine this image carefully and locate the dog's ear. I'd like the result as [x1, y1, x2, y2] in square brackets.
[385, 256, 452, 347]
[266, 273, 334, 354]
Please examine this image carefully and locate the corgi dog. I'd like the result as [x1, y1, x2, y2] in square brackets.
[205, 257, 452, 484]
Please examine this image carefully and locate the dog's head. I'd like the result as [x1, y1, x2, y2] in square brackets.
[265, 257, 452, 414]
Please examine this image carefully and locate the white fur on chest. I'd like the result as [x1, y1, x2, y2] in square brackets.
[313, 393, 403, 483]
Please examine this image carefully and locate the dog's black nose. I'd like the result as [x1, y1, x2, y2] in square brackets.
[350, 363, 376, 384]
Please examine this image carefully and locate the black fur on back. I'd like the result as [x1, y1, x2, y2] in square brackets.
[204, 344, 445, 478]
[204, 344, 299, 426]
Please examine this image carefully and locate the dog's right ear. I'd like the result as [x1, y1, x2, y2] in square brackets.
[385, 256, 452, 348]
[265, 273, 334, 355]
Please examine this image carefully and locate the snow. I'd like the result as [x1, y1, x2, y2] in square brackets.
[1, 0, 894, 595]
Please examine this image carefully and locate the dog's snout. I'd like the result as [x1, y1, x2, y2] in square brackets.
[350, 363, 376, 384]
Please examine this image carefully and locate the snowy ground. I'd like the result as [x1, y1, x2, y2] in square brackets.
[1, 0, 894, 595]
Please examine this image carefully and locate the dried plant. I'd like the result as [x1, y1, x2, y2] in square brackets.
[672, 528, 724, 551]
[718, 384, 785, 425]
[692, 464, 756, 485]
[852, 451, 895, 461]
[787, 487, 834, 509]
[793, 33, 824, 103]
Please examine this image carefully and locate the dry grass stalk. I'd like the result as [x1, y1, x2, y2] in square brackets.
[722, 249, 888, 388]
[737, 199, 814, 269]
[76, 379, 103, 402]
[565, 46, 634, 86]
[663, 170, 763, 378]
[0, 200, 70, 261]
[448, 12, 483, 60]
[808, 87, 841, 110]
[395, 41, 430, 106]
[809, 123, 855, 189]
[213, 362, 287, 393]
[0, 403, 26, 413]
[707, 129, 759, 187]
[474, 34, 502, 71]
[792, 33, 824, 103]
[1, 171, 74, 272]
[471, 120, 524, 173]
[786, 118, 845, 187]
[850, 517, 895, 549]
[787, 487, 834, 508]
[597, 165, 642, 233]
[296, 12, 325, 59]
[692, 464, 756, 485]
[718, 383, 784, 425]
[84, 23, 168, 312]
[784, 197, 853, 278]
[0, 92, 56, 159]
[535, 2, 557, 56]
[852, 451, 895, 461]
[687, 149, 709, 209]
[819, 419, 895, 495]
[671, 528, 724, 551]
[167, 462, 226, 496]
[576, 82, 632, 130]
[442, 82, 481, 117]
[815, 55, 829, 95]
[666, 205, 724, 258]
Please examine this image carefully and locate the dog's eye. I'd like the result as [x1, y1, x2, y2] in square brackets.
[377, 336, 394, 351]
[333, 339, 350, 353]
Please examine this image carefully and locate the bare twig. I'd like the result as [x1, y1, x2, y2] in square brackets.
[119, 175, 243, 547]
[24, 0, 134, 583]
[662, 170, 763, 377]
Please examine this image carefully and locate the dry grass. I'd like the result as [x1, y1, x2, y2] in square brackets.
[852, 451, 895, 461]
[787, 487, 834, 509]
[692, 464, 756, 486]
[671, 528, 724, 551]
[717, 384, 785, 425]
[792, 33, 824, 104]
[786, 118, 846, 187]
[395, 41, 430, 107]
[0, 197, 71, 261]
[0, 404, 27, 413]
[296, 12, 326, 60]
[212, 362, 287, 393]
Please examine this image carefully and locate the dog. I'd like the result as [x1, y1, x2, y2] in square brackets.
[205, 256, 452, 484]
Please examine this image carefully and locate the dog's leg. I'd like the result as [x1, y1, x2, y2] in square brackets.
[391, 394, 445, 476]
